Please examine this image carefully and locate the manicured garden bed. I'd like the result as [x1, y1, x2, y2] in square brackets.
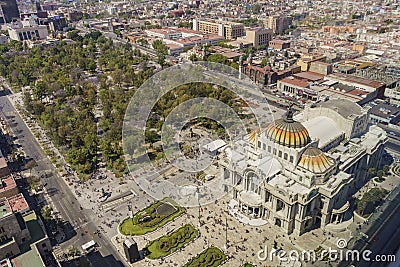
[145, 224, 198, 259]
[119, 198, 185, 236]
[184, 246, 226, 267]
[374, 177, 385, 183]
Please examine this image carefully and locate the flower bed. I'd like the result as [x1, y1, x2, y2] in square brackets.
[145, 224, 198, 259]
[184, 246, 226, 267]
[119, 198, 185, 236]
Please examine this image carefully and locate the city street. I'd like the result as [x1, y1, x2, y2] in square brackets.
[0, 88, 125, 267]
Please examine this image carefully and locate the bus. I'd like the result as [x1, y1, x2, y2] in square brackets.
[82, 240, 96, 254]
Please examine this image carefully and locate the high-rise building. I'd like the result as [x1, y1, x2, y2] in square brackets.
[35, 1, 42, 12]
[0, 0, 20, 24]
[264, 15, 292, 35]
[123, 238, 140, 263]
[193, 19, 244, 40]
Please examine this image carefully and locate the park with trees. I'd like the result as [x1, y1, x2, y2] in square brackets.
[0, 29, 246, 179]
[0, 30, 152, 178]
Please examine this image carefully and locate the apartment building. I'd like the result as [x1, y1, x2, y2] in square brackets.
[269, 39, 291, 50]
[264, 15, 292, 34]
[0, 196, 31, 259]
[385, 86, 400, 105]
[192, 19, 244, 40]
[0, 144, 50, 266]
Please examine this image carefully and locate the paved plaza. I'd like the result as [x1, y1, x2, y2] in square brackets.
[58, 163, 398, 267]
[7, 89, 400, 267]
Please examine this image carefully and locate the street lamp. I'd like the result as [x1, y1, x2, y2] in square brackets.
[196, 186, 201, 227]
[225, 210, 229, 250]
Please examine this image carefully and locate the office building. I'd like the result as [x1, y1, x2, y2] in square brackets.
[8, 18, 49, 41]
[123, 238, 140, 263]
[237, 27, 272, 47]
[0, 0, 19, 24]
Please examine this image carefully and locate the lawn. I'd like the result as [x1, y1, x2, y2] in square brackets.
[145, 224, 199, 259]
[184, 246, 226, 267]
[119, 198, 185, 236]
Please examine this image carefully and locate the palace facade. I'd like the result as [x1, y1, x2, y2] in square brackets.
[221, 99, 387, 235]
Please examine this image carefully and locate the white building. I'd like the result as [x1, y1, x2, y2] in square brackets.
[7, 18, 48, 41]
[222, 100, 387, 235]
[385, 85, 400, 106]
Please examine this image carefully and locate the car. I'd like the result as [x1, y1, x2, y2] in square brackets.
[205, 174, 215, 181]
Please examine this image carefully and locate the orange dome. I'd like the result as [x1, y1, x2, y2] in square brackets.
[298, 147, 334, 173]
[266, 105, 310, 148]
[266, 118, 310, 148]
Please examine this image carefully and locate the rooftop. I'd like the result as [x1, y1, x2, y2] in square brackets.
[327, 73, 385, 89]
[0, 237, 15, 250]
[7, 193, 29, 213]
[293, 71, 325, 82]
[196, 19, 243, 26]
[172, 34, 223, 45]
[0, 199, 11, 218]
[0, 158, 7, 169]
[314, 99, 364, 118]
[302, 116, 344, 149]
[0, 176, 17, 194]
[245, 65, 272, 74]
[220, 51, 241, 59]
[12, 246, 45, 267]
[347, 88, 368, 97]
[370, 103, 400, 119]
[312, 87, 364, 103]
[269, 39, 290, 44]
[268, 174, 311, 196]
[23, 212, 45, 245]
[280, 77, 310, 88]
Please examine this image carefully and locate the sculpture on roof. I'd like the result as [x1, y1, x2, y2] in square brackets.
[283, 103, 295, 122]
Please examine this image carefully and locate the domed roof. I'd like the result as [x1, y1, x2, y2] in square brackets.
[248, 128, 260, 144]
[298, 147, 335, 173]
[265, 106, 310, 148]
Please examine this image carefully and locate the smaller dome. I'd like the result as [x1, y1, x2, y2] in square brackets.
[247, 129, 260, 144]
[298, 147, 335, 174]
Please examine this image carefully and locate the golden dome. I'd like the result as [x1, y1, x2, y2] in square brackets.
[265, 106, 310, 148]
[298, 147, 335, 173]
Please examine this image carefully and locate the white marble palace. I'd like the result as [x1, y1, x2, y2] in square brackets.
[221, 99, 387, 235]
